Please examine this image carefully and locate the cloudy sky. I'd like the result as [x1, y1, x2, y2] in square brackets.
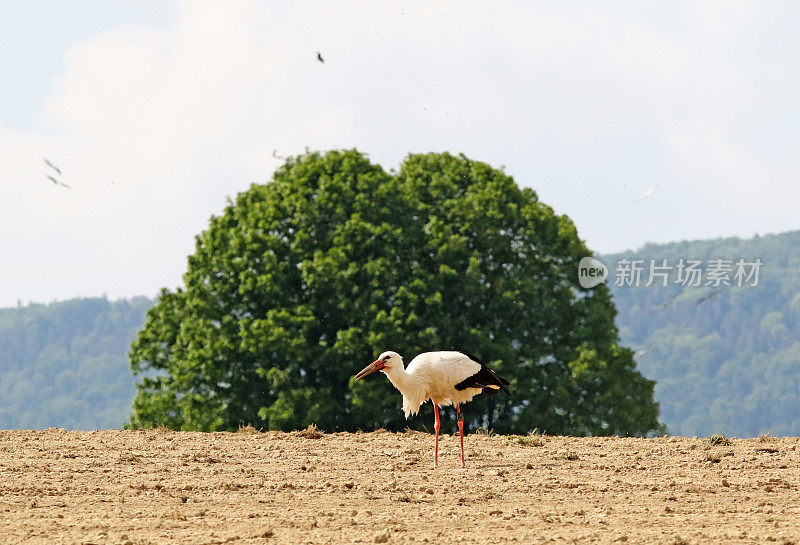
[2, 1, 799, 307]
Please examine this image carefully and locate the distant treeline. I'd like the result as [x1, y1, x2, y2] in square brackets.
[0, 297, 151, 429]
[2, 230, 800, 435]
[605, 230, 800, 437]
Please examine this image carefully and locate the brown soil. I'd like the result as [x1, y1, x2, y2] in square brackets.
[1, 429, 798, 544]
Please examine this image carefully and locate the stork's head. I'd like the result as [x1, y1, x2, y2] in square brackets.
[354, 351, 402, 380]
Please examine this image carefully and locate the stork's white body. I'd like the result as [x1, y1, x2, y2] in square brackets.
[382, 351, 483, 418]
[354, 349, 509, 467]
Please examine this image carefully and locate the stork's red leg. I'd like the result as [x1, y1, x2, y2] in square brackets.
[433, 404, 441, 468]
[456, 404, 465, 467]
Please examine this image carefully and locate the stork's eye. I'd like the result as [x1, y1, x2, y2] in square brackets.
[383, 355, 390, 361]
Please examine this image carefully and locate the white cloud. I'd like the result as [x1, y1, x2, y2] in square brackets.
[2, 1, 800, 305]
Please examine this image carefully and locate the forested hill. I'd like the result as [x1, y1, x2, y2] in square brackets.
[2, 230, 799, 435]
[602, 230, 800, 437]
[0, 297, 152, 429]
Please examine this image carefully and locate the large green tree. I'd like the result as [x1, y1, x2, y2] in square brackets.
[128, 150, 661, 435]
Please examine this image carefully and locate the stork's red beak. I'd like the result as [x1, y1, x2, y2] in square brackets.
[354, 359, 385, 380]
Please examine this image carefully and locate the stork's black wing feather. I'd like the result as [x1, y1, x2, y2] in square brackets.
[454, 353, 510, 394]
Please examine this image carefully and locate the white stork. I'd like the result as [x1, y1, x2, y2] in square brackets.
[354, 350, 510, 467]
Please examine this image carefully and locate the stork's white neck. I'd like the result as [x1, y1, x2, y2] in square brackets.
[383, 363, 411, 391]
[383, 362, 427, 418]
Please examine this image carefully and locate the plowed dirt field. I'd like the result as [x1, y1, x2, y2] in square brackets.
[1, 429, 798, 544]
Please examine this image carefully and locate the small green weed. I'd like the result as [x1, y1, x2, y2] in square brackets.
[708, 434, 731, 446]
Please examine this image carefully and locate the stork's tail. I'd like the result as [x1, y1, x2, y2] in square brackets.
[455, 353, 511, 395]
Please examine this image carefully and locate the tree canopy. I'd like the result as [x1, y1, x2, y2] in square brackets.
[128, 150, 661, 435]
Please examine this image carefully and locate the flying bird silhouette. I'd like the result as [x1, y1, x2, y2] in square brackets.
[316, 51, 324, 63]
[636, 185, 658, 202]
[695, 289, 721, 305]
[43, 158, 62, 175]
[46, 175, 70, 189]
[656, 292, 681, 309]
